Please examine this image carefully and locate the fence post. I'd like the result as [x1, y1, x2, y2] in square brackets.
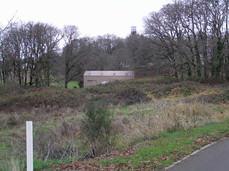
[26, 121, 33, 171]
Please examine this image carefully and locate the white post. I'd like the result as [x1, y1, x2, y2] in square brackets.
[26, 121, 33, 171]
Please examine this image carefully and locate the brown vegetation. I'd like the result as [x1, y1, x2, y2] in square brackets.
[0, 77, 228, 170]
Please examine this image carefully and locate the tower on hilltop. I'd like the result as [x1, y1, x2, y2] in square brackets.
[131, 26, 137, 35]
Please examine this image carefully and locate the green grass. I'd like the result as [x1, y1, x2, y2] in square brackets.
[1, 158, 73, 171]
[1, 158, 25, 171]
[34, 158, 73, 171]
[116, 100, 177, 116]
[213, 106, 228, 113]
[67, 81, 79, 89]
[51, 81, 79, 89]
[99, 120, 229, 169]
[0, 142, 11, 161]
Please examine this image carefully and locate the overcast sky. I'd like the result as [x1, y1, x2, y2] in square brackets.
[0, 0, 172, 38]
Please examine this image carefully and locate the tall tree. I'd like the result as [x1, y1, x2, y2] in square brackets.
[1, 22, 61, 86]
[126, 34, 154, 71]
[144, 0, 229, 80]
[62, 25, 92, 88]
[62, 25, 80, 88]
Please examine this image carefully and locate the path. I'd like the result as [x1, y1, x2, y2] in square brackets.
[166, 137, 229, 171]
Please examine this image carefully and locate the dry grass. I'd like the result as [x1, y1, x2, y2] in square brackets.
[0, 107, 85, 167]
[0, 78, 228, 170]
[0, 106, 82, 129]
[113, 101, 229, 146]
[1, 158, 25, 171]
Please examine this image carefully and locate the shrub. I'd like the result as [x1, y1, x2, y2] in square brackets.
[171, 84, 198, 97]
[151, 86, 172, 98]
[197, 89, 229, 104]
[78, 81, 83, 88]
[80, 101, 115, 155]
[7, 116, 19, 127]
[0, 81, 23, 96]
[117, 88, 150, 105]
[156, 77, 180, 84]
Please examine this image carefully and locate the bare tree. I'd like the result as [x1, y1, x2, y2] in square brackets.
[144, 0, 229, 80]
[225, 0, 229, 80]
[144, 9, 180, 77]
[24, 22, 61, 86]
[92, 34, 126, 70]
[62, 25, 79, 88]
[1, 22, 61, 86]
[62, 25, 92, 88]
[126, 34, 154, 71]
[0, 16, 15, 84]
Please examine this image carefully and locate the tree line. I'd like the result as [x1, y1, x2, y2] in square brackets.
[0, 22, 61, 86]
[145, 0, 229, 80]
[0, 0, 228, 88]
[0, 22, 153, 87]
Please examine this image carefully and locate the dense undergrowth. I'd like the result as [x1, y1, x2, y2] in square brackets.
[0, 77, 228, 170]
[0, 77, 228, 111]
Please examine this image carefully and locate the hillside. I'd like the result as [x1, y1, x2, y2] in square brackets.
[0, 77, 229, 170]
[1, 77, 228, 111]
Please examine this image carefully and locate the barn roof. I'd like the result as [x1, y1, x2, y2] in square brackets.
[84, 71, 134, 77]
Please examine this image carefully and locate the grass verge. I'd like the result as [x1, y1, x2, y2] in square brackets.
[1, 158, 73, 171]
[34, 158, 73, 171]
[99, 120, 229, 169]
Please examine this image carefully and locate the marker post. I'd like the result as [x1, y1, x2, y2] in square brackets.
[26, 121, 33, 171]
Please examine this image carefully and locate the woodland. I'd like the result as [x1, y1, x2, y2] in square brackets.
[0, 0, 228, 88]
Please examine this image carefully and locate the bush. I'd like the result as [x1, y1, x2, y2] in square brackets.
[152, 82, 199, 98]
[7, 116, 19, 127]
[197, 89, 229, 104]
[78, 81, 83, 88]
[171, 84, 198, 97]
[151, 85, 173, 98]
[117, 88, 150, 105]
[80, 101, 115, 155]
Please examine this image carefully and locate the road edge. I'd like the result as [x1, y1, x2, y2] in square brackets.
[164, 137, 228, 170]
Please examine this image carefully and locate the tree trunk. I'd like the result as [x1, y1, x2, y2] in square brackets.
[187, 63, 192, 78]
[64, 80, 68, 89]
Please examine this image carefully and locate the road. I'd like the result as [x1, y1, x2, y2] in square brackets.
[166, 137, 229, 171]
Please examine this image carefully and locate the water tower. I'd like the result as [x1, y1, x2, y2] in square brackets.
[131, 26, 137, 35]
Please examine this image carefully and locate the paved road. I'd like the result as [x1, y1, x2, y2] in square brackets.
[166, 137, 229, 171]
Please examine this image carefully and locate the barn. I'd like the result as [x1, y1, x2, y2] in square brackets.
[83, 71, 134, 88]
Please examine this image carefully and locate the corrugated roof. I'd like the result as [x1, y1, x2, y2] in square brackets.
[84, 71, 134, 77]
